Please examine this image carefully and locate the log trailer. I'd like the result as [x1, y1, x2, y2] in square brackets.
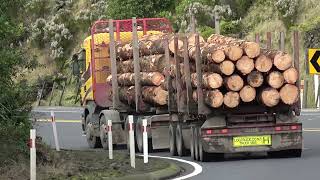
[74, 18, 302, 161]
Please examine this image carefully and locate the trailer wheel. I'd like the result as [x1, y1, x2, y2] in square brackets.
[169, 123, 178, 156]
[135, 118, 143, 153]
[86, 121, 101, 148]
[268, 149, 302, 158]
[176, 123, 186, 156]
[190, 127, 195, 160]
[199, 138, 210, 162]
[194, 127, 200, 161]
[99, 115, 109, 150]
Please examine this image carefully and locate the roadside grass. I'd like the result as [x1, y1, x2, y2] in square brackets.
[0, 139, 171, 180]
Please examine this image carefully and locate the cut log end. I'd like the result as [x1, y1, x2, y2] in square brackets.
[211, 49, 225, 63]
[268, 71, 284, 89]
[224, 91, 240, 108]
[205, 90, 224, 108]
[225, 46, 243, 61]
[274, 53, 293, 71]
[142, 86, 168, 106]
[243, 42, 260, 58]
[240, 85, 256, 102]
[236, 56, 254, 75]
[283, 67, 299, 84]
[255, 54, 272, 72]
[280, 84, 299, 105]
[261, 88, 280, 107]
[220, 60, 235, 76]
[247, 71, 264, 88]
[226, 74, 244, 91]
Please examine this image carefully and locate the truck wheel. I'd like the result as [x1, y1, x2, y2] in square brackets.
[99, 116, 109, 150]
[194, 126, 200, 161]
[169, 123, 178, 156]
[199, 138, 210, 162]
[268, 149, 302, 158]
[176, 123, 186, 156]
[190, 127, 195, 160]
[135, 118, 143, 153]
[86, 122, 101, 148]
[211, 153, 224, 161]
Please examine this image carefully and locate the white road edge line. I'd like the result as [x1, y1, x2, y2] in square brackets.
[138, 155, 202, 180]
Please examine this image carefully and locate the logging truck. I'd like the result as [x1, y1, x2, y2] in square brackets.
[73, 18, 302, 161]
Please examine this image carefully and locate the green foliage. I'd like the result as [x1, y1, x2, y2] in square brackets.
[107, 0, 175, 19]
[274, 0, 299, 27]
[198, 25, 214, 39]
[220, 20, 242, 35]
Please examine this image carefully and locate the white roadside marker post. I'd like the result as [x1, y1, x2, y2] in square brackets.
[30, 129, 36, 180]
[142, 119, 148, 163]
[108, 119, 113, 159]
[129, 115, 135, 168]
[50, 111, 60, 151]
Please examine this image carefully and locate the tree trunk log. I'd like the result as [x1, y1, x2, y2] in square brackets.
[240, 85, 256, 102]
[118, 54, 172, 73]
[260, 88, 280, 107]
[255, 54, 273, 72]
[247, 71, 264, 88]
[236, 56, 254, 75]
[207, 34, 261, 58]
[267, 71, 284, 89]
[117, 34, 166, 60]
[224, 46, 243, 61]
[219, 60, 235, 75]
[224, 91, 240, 108]
[263, 50, 293, 71]
[114, 72, 165, 86]
[283, 67, 298, 84]
[279, 84, 299, 105]
[142, 86, 168, 106]
[225, 74, 244, 91]
[192, 89, 224, 108]
[119, 86, 168, 106]
[191, 73, 223, 89]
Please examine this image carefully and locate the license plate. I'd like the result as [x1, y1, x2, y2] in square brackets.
[233, 135, 272, 147]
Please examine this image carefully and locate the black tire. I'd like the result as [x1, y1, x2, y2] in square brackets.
[199, 137, 210, 162]
[86, 121, 101, 148]
[211, 153, 225, 161]
[99, 115, 109, 150]
[176, 123, 187, 156]
[268, 149, 302, 158]
[190, 127, 195, 160]
[169, 123, 178, 156]
[135, 118, 143, 153]
[194, 126, 199, 161]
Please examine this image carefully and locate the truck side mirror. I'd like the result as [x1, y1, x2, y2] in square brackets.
[72, 54, 80, 77]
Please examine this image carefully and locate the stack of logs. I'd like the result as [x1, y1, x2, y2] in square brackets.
[107, 33, 299, 109]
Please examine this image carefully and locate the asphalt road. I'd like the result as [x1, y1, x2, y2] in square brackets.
[32, 107, 320, 180]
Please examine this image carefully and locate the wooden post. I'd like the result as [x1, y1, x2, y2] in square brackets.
[255, 33, 260, 44]
[293, 31, 301, 114]
[215, 11, 220, 35]
[109, 19, 120, 109]
[195, 34, 205, 114]
[183, 36, 193, 114]
[37, 81, 46, 106]
[266, 32, 272, 49]
[132, 17, 141, 112]
[49, 81, 56, 106]
[279, 31, 285, 51]
[174, 35, 182, 112]
[58, 80, 66, 106]
[164, 37, 175, 111]
[303, 79, 308, 108]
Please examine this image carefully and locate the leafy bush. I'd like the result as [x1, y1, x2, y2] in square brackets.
[220, 20, 242, 35]
[275, 0, 299, 26]
[198, 25, 214, 39]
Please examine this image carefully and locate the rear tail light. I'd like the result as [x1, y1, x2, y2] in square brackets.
[205, 129, 213, 135]
[275, 126, 282, 131]
[221, 129, 228, 134]
[290, 125, 298, 130]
